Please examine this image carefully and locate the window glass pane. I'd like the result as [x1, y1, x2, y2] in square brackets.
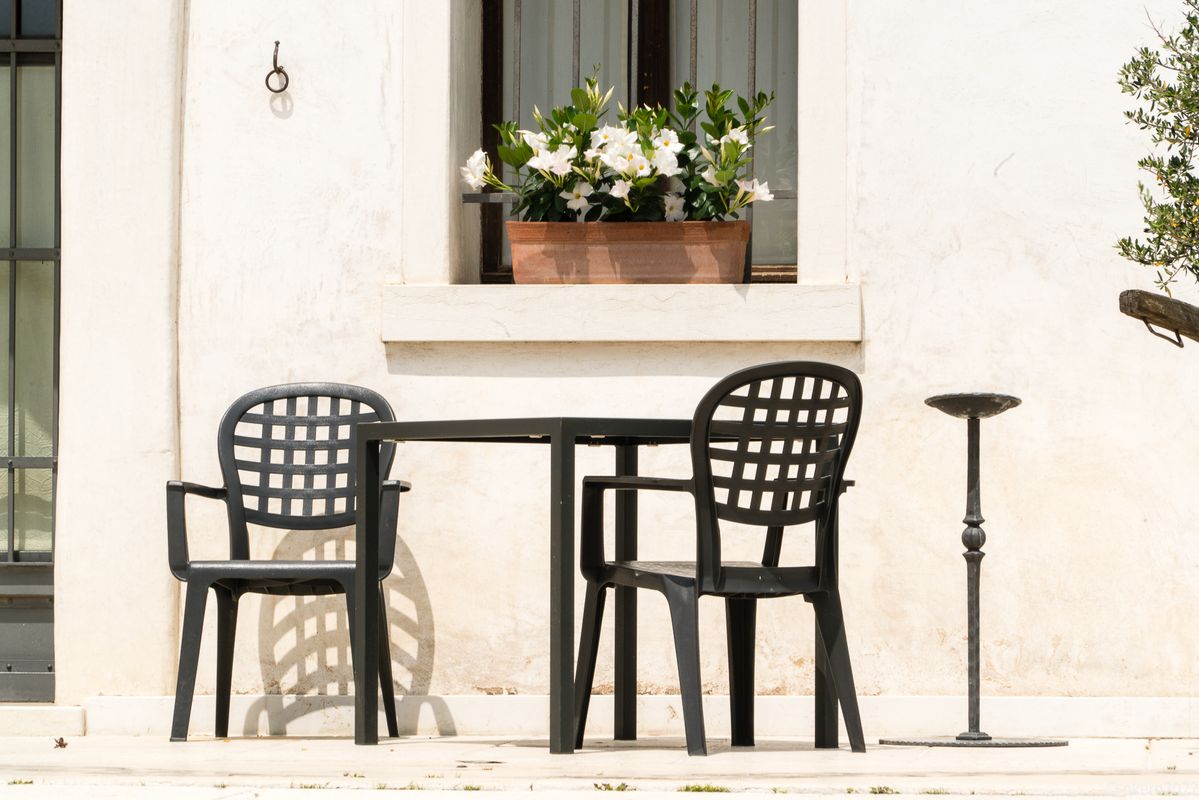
[0, 1, 11, 37]
[0, 65, 11, 248]
[749, 199, 796, 264]
[502, 0, 629, 133]
[751, 0, 797, 263]
[14, 467, 50, 555]
[15, 260, 51, 458]
[578, 2, 628, 112]
[16, 64, 54, 248]
[671, 0, 797, 265]
[503, 0, 573, 135]
[499, 0, 629, 267]
[18, 0, 54, 37]
[675, 0, 750, 98]
[0, 262, 8, 458]
[0, 471, 7, 559]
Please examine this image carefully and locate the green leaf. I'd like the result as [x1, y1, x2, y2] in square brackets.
[571, 87, 589, 109]
[498, 144, 531, 168]
[572, 112, 598, 131]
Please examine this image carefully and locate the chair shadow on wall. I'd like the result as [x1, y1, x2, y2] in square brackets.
[242, 526, 456, 736]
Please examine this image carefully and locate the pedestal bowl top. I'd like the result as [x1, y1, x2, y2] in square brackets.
[925, 393, 1022, 419]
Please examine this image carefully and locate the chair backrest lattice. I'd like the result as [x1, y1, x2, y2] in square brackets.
[692, 363, 861, 532]
[217, 384, 396, 545]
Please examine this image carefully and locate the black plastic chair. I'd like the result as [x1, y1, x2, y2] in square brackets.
[573, 361, 865, 755]
[166, 383, 409, 741]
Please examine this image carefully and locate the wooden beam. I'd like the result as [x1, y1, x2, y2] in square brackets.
[1119, 289, 1199, 346]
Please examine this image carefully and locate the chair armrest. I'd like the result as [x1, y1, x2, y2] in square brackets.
[377, 480, 410, 580]
[580, 475, 694, 579]
[171, 481, 227, 500]
[166, 481, 227, 581]
[840, 478, 854, 493]
[582, 475, 694, 493]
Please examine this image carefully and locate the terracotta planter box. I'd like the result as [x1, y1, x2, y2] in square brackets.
[507, 220, 749, 284]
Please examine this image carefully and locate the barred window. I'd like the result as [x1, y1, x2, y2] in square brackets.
[0, 0, 60, 703]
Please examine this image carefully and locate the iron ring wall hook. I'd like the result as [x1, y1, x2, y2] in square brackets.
[265, 41, 289, 93]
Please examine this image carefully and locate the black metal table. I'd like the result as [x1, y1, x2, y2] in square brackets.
[352, 417, 842, 752]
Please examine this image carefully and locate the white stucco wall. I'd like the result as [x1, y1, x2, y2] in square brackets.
[55, 0, 187, 704]
[51, 0, 1199, 733]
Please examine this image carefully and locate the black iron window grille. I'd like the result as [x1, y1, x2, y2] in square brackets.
[0, 0, 60, 703]
[474, 0, 798, 284]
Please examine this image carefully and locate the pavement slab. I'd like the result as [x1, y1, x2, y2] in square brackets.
[0, 736, 1196, 798]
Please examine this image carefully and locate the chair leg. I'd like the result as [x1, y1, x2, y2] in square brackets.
[343, 581, 360, 685]
[664, 581, 706, 756]
[573, 581, 607, 749]
[171, 581, 210, 742]
[214, 588, 239, 739]
[377, 585, 399, 738]
[812, 589, 865, 753]
[725, 598, 756, 747]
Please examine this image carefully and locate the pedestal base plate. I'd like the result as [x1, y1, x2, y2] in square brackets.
[879, 736, 1068, 747]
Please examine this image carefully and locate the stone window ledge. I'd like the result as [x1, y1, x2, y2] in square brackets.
[381, 283, 861, 343]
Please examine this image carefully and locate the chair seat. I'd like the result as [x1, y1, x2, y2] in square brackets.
[600, 560, 821, 597]
[189, 559, 355, 578]
[188, 560, 362, 596]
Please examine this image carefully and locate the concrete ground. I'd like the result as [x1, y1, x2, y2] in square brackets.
[0, 735, 1196, 799]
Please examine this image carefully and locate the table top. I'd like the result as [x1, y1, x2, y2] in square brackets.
[358, 416, 694, 446]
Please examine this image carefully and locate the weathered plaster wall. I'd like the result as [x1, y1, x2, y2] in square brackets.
[54, 0, 1199, 724]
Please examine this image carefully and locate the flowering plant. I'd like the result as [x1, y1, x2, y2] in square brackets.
[461, 76, 775, 223]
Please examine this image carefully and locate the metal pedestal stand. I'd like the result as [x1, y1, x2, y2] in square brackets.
[879, 393, 1067, 748]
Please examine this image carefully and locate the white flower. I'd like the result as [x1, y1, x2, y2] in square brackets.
[460, 149, 488, 190]
[590, 126, 616, 149]
[590, 125, 636, 151]
[702, 164, 724, 186]
[521, 130, 549, 150]
[664, 194, 686, 221]
[612, 126, 638, 149]
[736, 178, 774, 202]
[652, 128, 685, 154]
[652, 148, 681, 178]
[560, 181, 595, 212]
[721, 127, 750, 147]
[530, 144, 577, 177]
[553, 146, 578, 176]
[629, 155, 652, 178]
[609, 179, 632, 200]
[583, 147, 603, 161]
[600, 150, 631, 175]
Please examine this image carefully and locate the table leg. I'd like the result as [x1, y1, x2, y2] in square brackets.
[354, 438, 381, 745]
[614, 445, 638, 740]
[549, 427, 576, 754]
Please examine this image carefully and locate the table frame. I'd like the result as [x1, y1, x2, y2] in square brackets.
[353, 417, 840, 752]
